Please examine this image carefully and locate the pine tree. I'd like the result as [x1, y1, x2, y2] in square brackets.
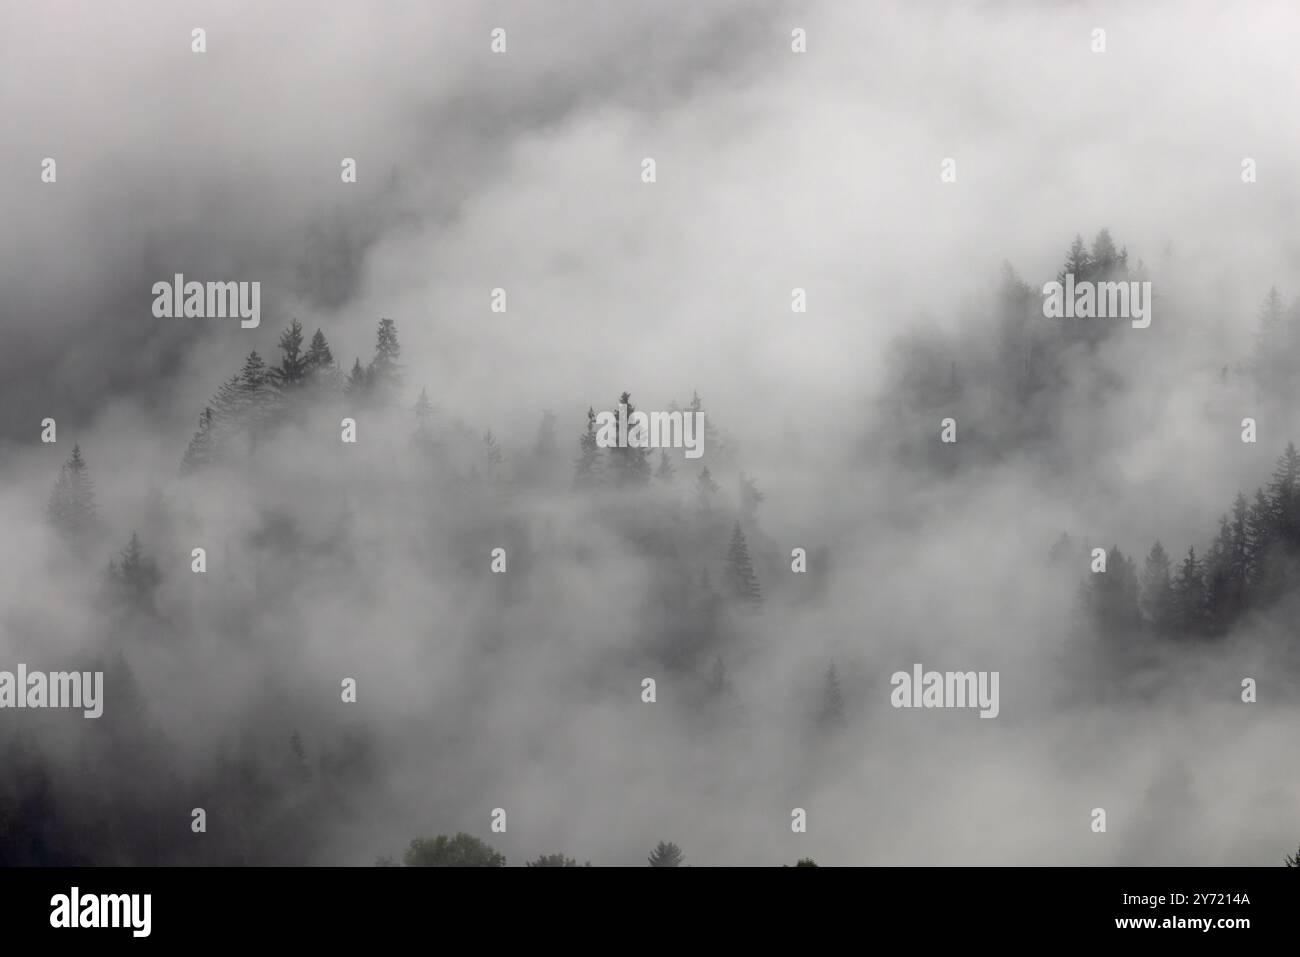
[725, 522, 762, 607]
[655, 449, 675, 484]
[483, 430, 503, 476]
[344, 358, 367, 397]
[739, 473, 765, 524]
[47, 444, 98, 539]
[1090, 229, 1121, 276]
[412, 388, 435, 439]
[288, 730, 311, 783]
[607, 392, 651, 487]
[534, 410, 557, 459]
[1171, 546, 1205, 637]
[306, 328, 335, 370]
[1139, 541, 1174, 634]
[1267, 442, 1300, 546]
[1203, 518, 1234, 635]
[180, 408, 217, 475]
[818, 660, 845, 729]
[110, 532, 161, 605]
[1090, 546, 1141, 635]
[273, 319, 309, 389]
[367, 318, 402, 401]
[647, 841, 683, 867]
[1246, 487, 1276, 589]
[237, 350, 277, 437]
[694, 465, 719, 511]
[688, 390, 724, 461]
[1058, 234, 1092, 283]
[574, 407, 603, 489]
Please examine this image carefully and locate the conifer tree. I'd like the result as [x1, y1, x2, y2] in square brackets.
[237, 350, 278, 436]
[818, 660, 846, 729]
[180, 408, 216, 475]
[694, 465, 719, 511]
[306, 328, 335, 370]
[344, 358, 367, 397]
[606, 392, 651, 487]
[1057, 234, 1092, 283]
[47, 444, 98, 539]
[1172, 546, 1205, 636]
[725, 521, 762, 607]
[1139, 541, 1174, 634]
[739, 473, 765, 524]
[647, 841, 683, 867]
[1267, 442, 1300, 545]
[412, 388, 435, 443]
[483, 430, 503, 476]
[1246, 487, 1276, 589]
[367, 318, 402, 401]
[273, 319, 309, 389]
[655, 449, 676, 484]
[109, 532, 161, 606]
[534, 410, 557, 459]
[574, 407, 603, 489]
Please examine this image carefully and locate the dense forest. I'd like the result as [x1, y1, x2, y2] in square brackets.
[5, 230, 1300, 865]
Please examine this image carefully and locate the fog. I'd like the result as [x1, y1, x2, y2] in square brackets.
[1, 0, 1299, 866]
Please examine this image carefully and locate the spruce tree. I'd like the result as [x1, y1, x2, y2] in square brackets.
[1246, 487, 1276, 589]
[574, 407, 603, 489]
[483, 430, 503, 476]
[739, 473, 765, 524]
[306, 328, 335, 370]
[1139, 541, 1174, 634]
[818, 660, 845, 729]
[655, 449, 675, 484]
[367, 318, 402, 401]
[110, 532, 161, 605]
[607, 391, 651, 487]
[1057, 234, 1092, 283]
[273, 319, 309, 389]
[534, 410, 557, 459]
[180, 408, 216, 475]
[1172, 546, 1205, 637]
[694, 465, 719, 511]
[412, 388, 435, 442]
[47, 444, 98, 539]
[237, 350, 277, 437]
[1267, 442, 1300, 546]
[344, 358, 367, 397]
[647, 841, 683, 867]
[725, 522, 762, 607]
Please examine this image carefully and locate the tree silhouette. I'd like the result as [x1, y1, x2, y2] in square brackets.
[818, 660, 845, 729]
[46, 445, 98, 539]
[647, 840, 683, 867]
[725, 522, 762, 606]
[575, 407, 603, 489]
[694, 465, 719, 512]
[526, 853, 590, 867]
[402, 833, 505, 867]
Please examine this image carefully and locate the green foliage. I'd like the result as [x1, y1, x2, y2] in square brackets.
[402, 833, 506, 867]
[526, 853, 590, 867]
